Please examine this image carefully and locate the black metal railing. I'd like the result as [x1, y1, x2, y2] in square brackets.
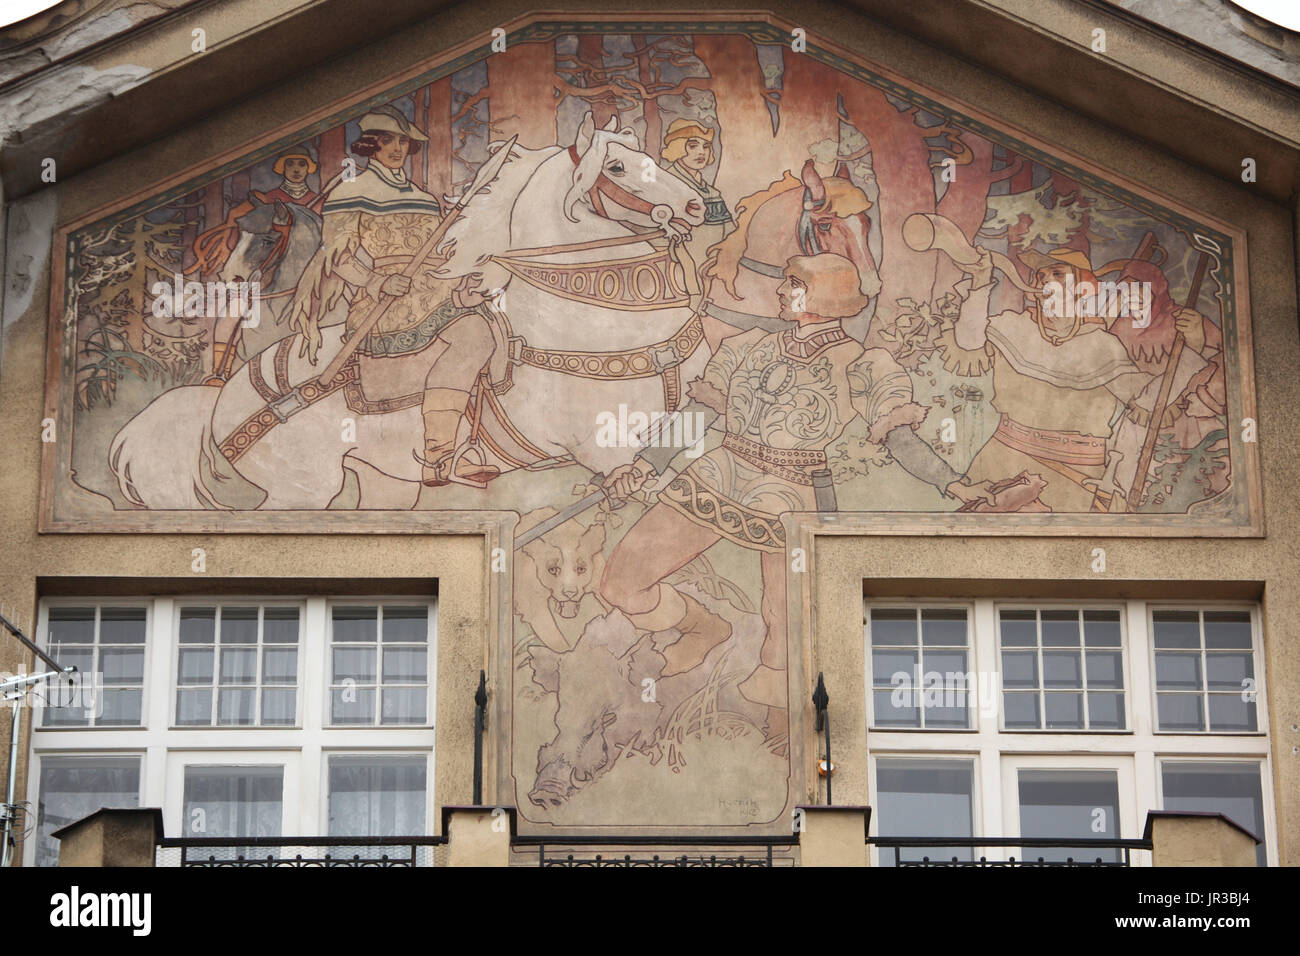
[868, 836, 1152, 867]
[512, 834, 799, 867]
[158, 835, 448, 867]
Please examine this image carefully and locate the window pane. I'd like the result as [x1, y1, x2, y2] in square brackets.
[1088, 692, 1125, 729]
[261, 688, 296, 726]
[1155, 652, 1201, 690]
[1018, 769, 1120, 863]
[873, 690, 918, 727]
[1162, 762, 1266, 866]
[1205, 652, 1253, 691]
[920, 609, 966, 647]
[100, 646, 144, 685]
[177, 647, 214, 685]
[97, 688, 142, 725]
[1203, 611, 1251, 649]
[331, 687, 375, 724]
[328, 756, 427, 837]
[382, 647, 427, 683]
[262, 608, 300, 644]
[1157, 693, 1204, 731]
[333, 647, 376, 683]
[1153, 611, 1200, 648]
[219, 647, 257, 685]
[218, 688, 256, 725]
[871, 608, 917, 646]
[1083, 610, 1122, 647]
[262, 647, 297, 685]
[1001, 651, 1037, 688]
[98, 608, 146, 644]
[1043, 651, 1082, 688]
[382, 607, 428, 643]
[1003, 691, 1040, 729]
[875, 759, 974, 866]
[37, 757, 140, 867]
[176, 687, 212, 725]
[1040, 610, 1080, 647]
[48, 608, 95, 645]
[182, 767, 283, 838]
[220, 607, 258, 644]
[1086, 651, 1123, 689]
[333, 606, 378, 642]
[872, 649, 917, 687]
[922, 650, 966, 678]
[381, 687, 426, 724]
[179, 607, 216, 643]
[1043, 692, 1084, 729]
[999, 610, 1037, 647]
[1207, 694, 1257, 732]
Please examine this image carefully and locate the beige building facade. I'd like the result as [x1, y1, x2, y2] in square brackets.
[0, 0, 1296, 867]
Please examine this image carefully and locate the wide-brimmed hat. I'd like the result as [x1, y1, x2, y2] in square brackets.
[357, 104, 428, 141]
[663, 118, 715, 146]
[272, 148, 318, 175]
[1019, 247, 1093, 275]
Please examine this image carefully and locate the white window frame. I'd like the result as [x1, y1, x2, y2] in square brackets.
[169, 599, 307, 729]
[166, 750, 300, 840]
[865, 597, 1275, 866]
[1000, 753, 1138, 861]
[25, 594, 438, 866]
[319, 750, 435, 838]
[864, 601, 978, 732]
[27, 751, 145, 868]
[1146, 603, 1267, 736]
[993, 602, 1132, 734]
[324, 599, 437, 729]
[36, 598, 153, 730]
[1156, 755, 1274, 865]
[868, 752, 981, 866]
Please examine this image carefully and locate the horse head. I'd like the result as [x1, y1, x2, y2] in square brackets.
[796, 159, 879, 298]
[224, 196, 322, 294]
[564, 113, 705, 236]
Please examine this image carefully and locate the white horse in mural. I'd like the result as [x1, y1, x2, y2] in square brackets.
[109, 114, 706, 510]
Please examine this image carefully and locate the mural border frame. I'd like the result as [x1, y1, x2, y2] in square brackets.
[40, 11, 1262, 540]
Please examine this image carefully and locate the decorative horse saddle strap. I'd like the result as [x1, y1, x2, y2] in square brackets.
[508, 312, 705, 383]
[721, 433, 828, 486]
[220, 345, 359, 463]
[491, 248, 691, 311]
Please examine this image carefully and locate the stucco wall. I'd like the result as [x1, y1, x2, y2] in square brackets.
[1, 0, 1296, 863]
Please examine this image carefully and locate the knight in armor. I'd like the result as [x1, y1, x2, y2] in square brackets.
[600, 253, 990, 739]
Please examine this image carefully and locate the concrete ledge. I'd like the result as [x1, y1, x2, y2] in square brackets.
[1143, 810, 1261, 866]
[52, 807, 164, 867]
[442, 805, 516, 867]
[796, 805, 871, 866]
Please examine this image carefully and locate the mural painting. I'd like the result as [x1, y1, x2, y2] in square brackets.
[43, 19, 1258, 827]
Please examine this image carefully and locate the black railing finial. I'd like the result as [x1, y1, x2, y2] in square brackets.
[473, 670, 487, 805]
[813, 672, 831, 806]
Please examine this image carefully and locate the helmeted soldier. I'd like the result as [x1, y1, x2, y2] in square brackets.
[600, 253, 989, 738]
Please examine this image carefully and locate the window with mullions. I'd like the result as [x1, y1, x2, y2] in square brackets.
[329, 605, 430, 725]
[1152, 610, 1257, 732]
[869, 607, 970, 729]
[175, 605, 300, 726]
[999, 608, 1125, 731]
[42, 606, 147, 727]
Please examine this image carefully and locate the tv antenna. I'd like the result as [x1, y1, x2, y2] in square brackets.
[1, 609, 76, 868]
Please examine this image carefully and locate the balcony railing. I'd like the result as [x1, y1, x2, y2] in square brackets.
[512, 834, 799, 867]
[868, 836, 1153, 867]
[156, 835, 448, 867]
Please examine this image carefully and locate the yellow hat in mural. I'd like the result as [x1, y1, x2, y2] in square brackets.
[357, 104, 429, 141]
[272, 149, 318, 175]
[1019, 247, 1094, 275]
[663, 118, 715, 146]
